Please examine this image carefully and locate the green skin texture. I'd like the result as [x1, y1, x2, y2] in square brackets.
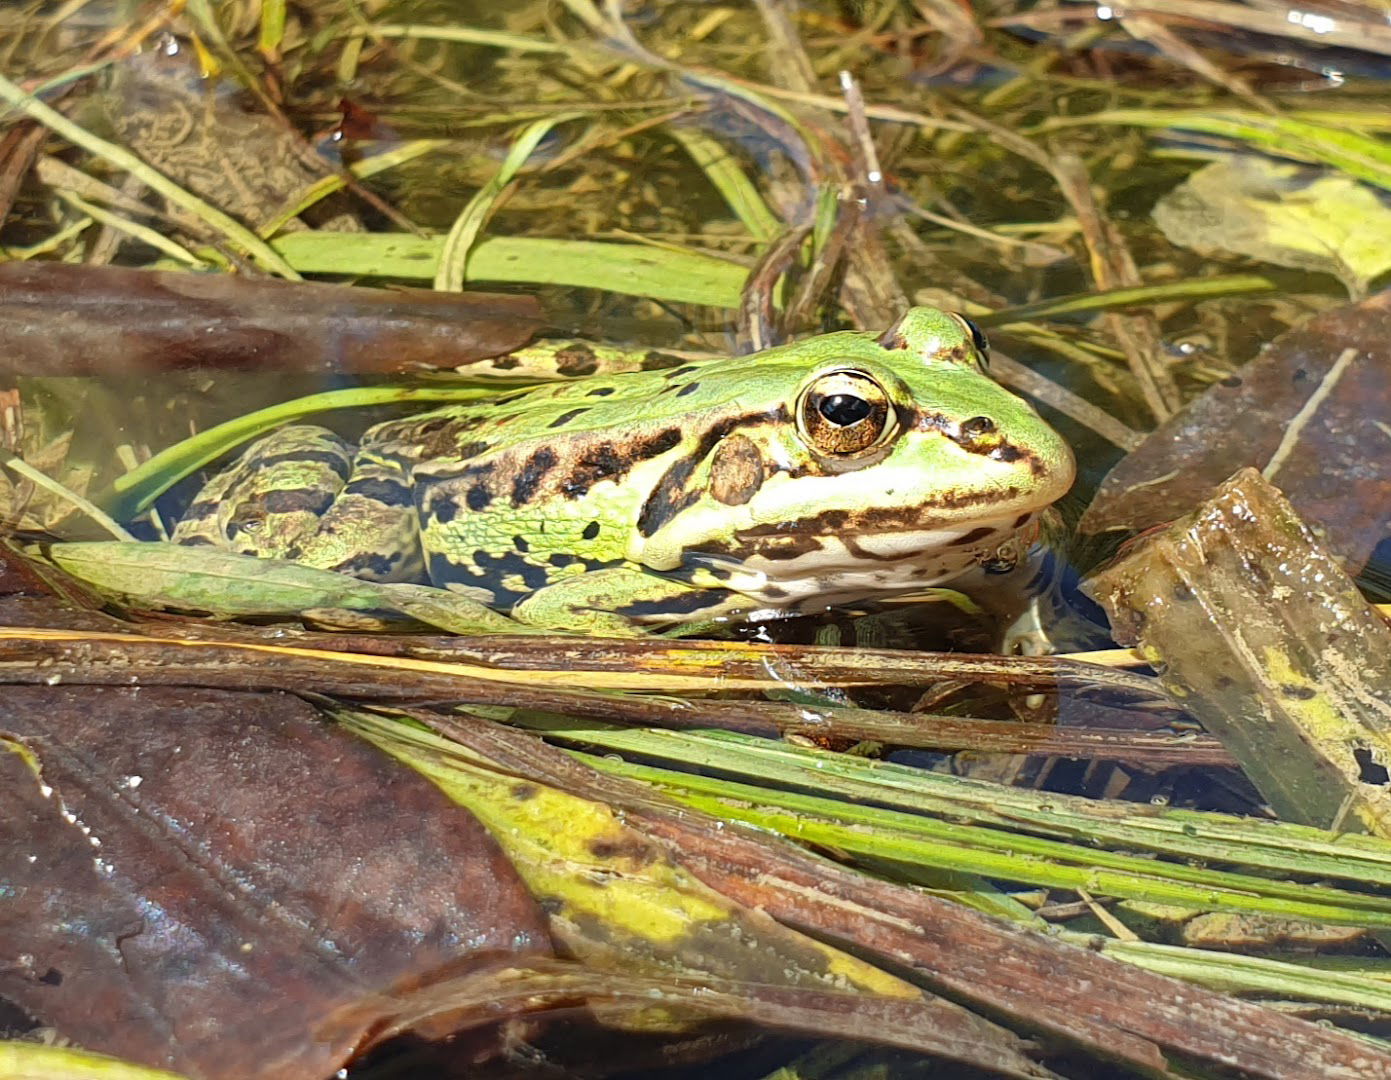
[172, 308, 1075, 635]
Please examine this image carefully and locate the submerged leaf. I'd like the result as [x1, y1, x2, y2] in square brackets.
[1153, 157, 1391, 296]
[1087, 469, 1391, 837]
[1081, 292, 1391, 572]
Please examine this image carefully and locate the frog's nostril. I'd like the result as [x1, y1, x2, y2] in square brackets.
[960, 416, 996, 438]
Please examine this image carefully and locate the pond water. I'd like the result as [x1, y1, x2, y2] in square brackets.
[4, 2, 1391, 1079]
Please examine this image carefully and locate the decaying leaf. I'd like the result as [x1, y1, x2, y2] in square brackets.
[0, 685, 552, 1080]
[0, 263, 545, 377]
[1153, 156, 1391, 296]
[1087, 468, 1391, 837]
[1081, 291, 1391, 572]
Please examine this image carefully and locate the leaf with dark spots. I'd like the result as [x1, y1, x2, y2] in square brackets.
[0, 685, 551, 1080]
[0, 263, 544, 377]
[1082, 292, 1391, 572]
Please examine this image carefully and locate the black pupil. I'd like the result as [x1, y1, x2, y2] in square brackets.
[819, 393, 871, 426]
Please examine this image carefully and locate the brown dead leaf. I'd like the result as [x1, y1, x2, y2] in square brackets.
[0, 263, 545, 377]
[0, 684, 552, 1080]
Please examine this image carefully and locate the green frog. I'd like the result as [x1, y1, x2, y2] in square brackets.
[171, 308, 1075, 636]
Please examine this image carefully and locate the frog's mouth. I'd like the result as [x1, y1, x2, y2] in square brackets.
[692, 511, 1040, 607]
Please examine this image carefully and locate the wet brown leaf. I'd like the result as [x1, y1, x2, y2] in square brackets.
[0, 263, 545, 377]
[0, 684, 552, 1080]
[1087, 467, 1391, 837]
[1082, 293, 1391, 571]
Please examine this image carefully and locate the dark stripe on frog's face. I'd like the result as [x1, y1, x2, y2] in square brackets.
[911, 409, 1049, 477]
[512, 448, 558, 506]
[558, 428, 682, 500]
[696, 489, 1024, 562]
[636, 410, 786, 538]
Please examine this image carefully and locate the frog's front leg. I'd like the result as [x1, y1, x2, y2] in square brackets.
[511, 566, 738, 636]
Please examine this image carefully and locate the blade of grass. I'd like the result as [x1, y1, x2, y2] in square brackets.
[435, 116, 577, 292]
[0, 71, 300, 279]
[527, 723, 1391, 890]
[977, 273, 1284, 327]
[666, 125, 782, 242]
[54, 190, 206, 267]
[258, 138, 450, 238]
[1048, 109, 1391, 192]
[1090, 937, 1391, 1013]
[272, 232, 751, 309]
[567, 748, 1391, 928]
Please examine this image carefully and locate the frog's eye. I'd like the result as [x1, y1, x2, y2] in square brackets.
[797, 369, 896, 456]
[950, 313, 990, 370]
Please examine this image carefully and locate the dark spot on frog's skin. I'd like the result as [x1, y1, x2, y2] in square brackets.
[587, 386, 616, 397]
[877, 327, 909, 350]
[490, 355, 520, 370]
[708, 434, 764, 507]
[511, 782, 539, 801]
[255, 449, 352, 481]
[582, 521, 600, 540]
[458, 440, 491, 460]
[1220, 375, 1243, 388]
[548, 407, 590, 428]
[345, 476, 413, 507]
[616, 587, 734, 619]
[332, 552, 403, 579]
[561, 429, 681, 498]
[564, 444, 626, 497]
[465, 486, 492, 511]
[991, 444, 1023, 464]
[555, 344, 599, 376]
[761, 585, 789, 599]
[664, 365, 699, 379]
[1013, 512, 1032, 530]
[950, 526, 997, 546]
[1356, 748, 1390, 785]
[675, 382, 700, 398]
[548, 553, 580, 567]
[636, 411, 785, 537]
[472, 549, 550, 593]
[512, 447, 558, 506]
[513, 535, 530, 552]
[179, 535, 217, 546]
[1281, 683, 1317, 700]
[260, 488, 335, 515]
[639, 351, 686, 371]
[494, 391, 528, 406]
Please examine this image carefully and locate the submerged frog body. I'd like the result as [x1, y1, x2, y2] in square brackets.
[173, 308, 1075, 634]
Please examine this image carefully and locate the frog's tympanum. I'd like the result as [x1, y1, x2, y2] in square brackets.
[173, 308, 1075, 634]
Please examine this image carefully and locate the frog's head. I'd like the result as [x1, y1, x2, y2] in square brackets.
[636, 307, 1075, 604]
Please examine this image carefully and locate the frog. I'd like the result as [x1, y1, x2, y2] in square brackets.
[170, 307, 1075, 636]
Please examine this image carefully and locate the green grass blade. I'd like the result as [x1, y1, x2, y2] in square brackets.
[272, 233, 750, 309]
[435, 115, 579, 292]
[666, 126, 782, 242]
